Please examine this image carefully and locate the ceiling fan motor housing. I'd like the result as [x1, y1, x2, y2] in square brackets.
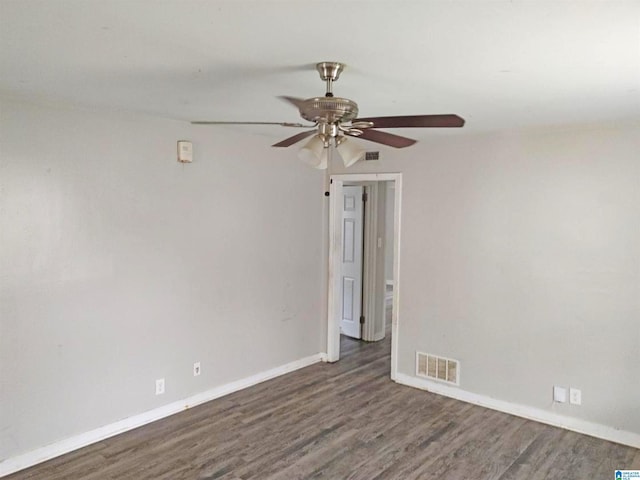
[299, 97, 359, 124]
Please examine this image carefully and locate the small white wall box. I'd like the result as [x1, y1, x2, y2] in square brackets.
[177, 141, 193, 163]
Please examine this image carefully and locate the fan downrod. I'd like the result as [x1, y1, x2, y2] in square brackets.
[316, 62, 344, 97]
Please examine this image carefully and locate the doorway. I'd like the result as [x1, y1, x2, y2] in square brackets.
[327, 173, 402, 380]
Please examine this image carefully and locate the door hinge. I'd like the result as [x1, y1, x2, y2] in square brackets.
[359, 315, 365, 324]
[362, 192, 368, 202]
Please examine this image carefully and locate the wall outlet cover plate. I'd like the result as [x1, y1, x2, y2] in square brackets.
[569, 388, 582, 405]
[178, 141, 193, 163]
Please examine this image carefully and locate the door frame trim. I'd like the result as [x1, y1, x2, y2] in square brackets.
[327, 173, 402, 381]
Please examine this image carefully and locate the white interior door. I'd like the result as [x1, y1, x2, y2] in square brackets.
[340, 185, 364, 339]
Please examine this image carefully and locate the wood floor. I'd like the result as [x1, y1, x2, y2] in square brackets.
[7, 330, 639, 479]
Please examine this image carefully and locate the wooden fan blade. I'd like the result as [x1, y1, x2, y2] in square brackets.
[272, 130, 316, 147]
[354, 114, 465, 128]
[191, 121, 313, 128]
[278, 96, 307, 110]
[355, 129, 417, 148]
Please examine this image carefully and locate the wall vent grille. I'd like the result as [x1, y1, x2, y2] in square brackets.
[365, 151, 380, 161]
[416, 352, 460, 386]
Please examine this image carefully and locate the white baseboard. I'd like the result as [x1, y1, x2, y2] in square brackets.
[372, 330, 386, 342]
[395, 373, 640, 449]
[0, 353, 324, 478]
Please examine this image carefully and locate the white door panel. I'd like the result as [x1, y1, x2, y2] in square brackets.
[340, 185, 363, 339]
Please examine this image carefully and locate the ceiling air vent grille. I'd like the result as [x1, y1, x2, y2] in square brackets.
[416, 351, 459, 386]
[365, 151, 380, 161]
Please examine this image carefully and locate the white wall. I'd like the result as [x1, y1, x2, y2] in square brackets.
[0, 98, 325, 461]
[331, 122, 640, 435]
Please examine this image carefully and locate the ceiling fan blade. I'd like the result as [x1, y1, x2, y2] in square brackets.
[354, 129, 417, 148]
[272, 130, 316, 147]
[191, 120, 313, 128]
[354, 114, 465, 128]
[278, 96, 307, 110]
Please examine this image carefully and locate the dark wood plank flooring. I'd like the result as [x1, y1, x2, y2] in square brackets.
[6, 328, 639, 479]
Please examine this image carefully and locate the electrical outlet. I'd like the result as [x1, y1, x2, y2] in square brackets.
[155, 378, 165, 395]
[193, 362, 201, 377]
[570, 388, 582, 405]
[553, 386, 567, 403]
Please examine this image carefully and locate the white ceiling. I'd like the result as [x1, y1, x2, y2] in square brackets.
[1, 0, 639, 137]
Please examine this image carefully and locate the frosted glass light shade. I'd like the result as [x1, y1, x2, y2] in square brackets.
[298, 135, 329, 169]
[336, 137, 366, 167]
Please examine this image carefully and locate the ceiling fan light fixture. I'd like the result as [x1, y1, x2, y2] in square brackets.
[336, 137, 366, 168]
[193, 61, 464, 157]
[298, 135, 329, 169]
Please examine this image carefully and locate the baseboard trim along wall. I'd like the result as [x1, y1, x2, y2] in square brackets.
[395, 373, 640, 449]
[0, 353, 325, 477]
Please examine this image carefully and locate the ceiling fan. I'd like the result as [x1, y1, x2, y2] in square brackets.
[192, 62, 465, 169]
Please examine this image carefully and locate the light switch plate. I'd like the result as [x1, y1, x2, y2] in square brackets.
[553, 386, 567, 403]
